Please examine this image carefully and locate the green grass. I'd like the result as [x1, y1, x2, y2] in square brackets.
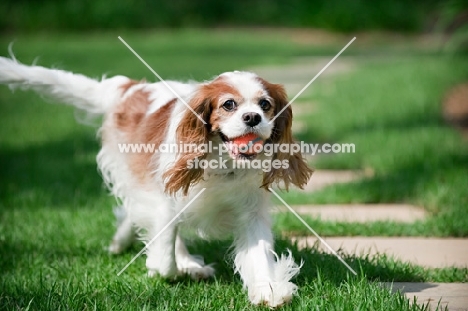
[0, 30, 327, 82]
[1, 211, 464, 311]
[0, 30, 466, 310]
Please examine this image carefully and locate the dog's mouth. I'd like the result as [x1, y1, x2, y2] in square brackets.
[219, 132, 264, 160]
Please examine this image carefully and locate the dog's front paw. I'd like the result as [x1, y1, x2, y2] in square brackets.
[248, 281, 297, 308]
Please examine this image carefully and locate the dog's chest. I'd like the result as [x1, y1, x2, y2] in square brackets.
[180, 172, 265, 239]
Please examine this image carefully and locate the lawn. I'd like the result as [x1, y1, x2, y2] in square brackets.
[0, 30, 466, 310]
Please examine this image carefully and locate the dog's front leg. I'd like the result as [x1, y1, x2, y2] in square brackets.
[145, 214, 178, 279]
[233, 208, 300, 307]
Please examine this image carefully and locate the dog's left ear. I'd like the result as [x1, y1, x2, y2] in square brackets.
[259, 79, 313, 190]
[163, 87, 212, 196]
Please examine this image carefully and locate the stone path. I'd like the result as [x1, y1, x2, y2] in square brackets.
[383, 283, 468, 311]
[294, 236, 468, 309]
[295, 236, 468, 268]
[286, 203, 426, 223]
[301, 169, 372, 191]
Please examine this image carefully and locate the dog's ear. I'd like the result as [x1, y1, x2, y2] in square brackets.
[259, 79, 313, 190]
[163, 87, 212, 196]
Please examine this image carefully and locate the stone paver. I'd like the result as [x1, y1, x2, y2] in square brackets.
[383, 283, 468, 311]
[286, 204, 426, 223]
[301, 169, 372, 191]
[248, 56, 355, 94]
[295, 237, 468, 268]
[275, 169, 367, 192]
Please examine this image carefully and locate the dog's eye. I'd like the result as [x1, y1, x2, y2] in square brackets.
[259, 99, 271, 111]
[222, 100, 237, 111]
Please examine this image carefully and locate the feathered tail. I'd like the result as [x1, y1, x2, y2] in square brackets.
[0, 55, 130, 114]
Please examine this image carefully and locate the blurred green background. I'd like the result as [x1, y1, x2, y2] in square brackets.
[2, 0, 467, 54]
[0, 0, 459, 32]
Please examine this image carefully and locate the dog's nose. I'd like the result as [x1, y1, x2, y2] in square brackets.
[242, 112, 261, 127]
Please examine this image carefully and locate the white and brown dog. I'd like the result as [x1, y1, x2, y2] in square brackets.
[0, 55, 312, 307]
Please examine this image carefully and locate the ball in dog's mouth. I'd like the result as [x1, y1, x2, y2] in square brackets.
[222, 133, 264, 160]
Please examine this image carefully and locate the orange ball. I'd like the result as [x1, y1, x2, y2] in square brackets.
[232, 133, 264, 154]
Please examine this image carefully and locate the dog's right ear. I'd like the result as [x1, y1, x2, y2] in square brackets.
[258, 78, 313, 191]
[163, 87, 212, 196]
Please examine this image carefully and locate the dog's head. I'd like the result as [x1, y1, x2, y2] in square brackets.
[164, 71, 313, 195]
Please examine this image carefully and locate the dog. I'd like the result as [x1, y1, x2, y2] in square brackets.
[0, 55, 313, 307]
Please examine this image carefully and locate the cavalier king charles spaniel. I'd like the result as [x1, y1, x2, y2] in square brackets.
[0, 56, 313, 307]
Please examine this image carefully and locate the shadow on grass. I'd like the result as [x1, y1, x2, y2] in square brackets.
[2, 235, 451, 310]
[276, 239, 427, 284]
[0, 132, 105, 209]
[340, 153, 468, 203]
[180, 238, 427, 285]
[293, 107, 444, 148]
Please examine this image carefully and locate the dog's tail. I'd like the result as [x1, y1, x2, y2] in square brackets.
[0, 55, 130, 114]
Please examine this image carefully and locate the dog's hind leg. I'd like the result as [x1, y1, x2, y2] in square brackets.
[108, 205, 136, 254]
[175, 235, 215, 280]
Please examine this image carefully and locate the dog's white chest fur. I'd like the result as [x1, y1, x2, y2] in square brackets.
[181, 169, 267, 240]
